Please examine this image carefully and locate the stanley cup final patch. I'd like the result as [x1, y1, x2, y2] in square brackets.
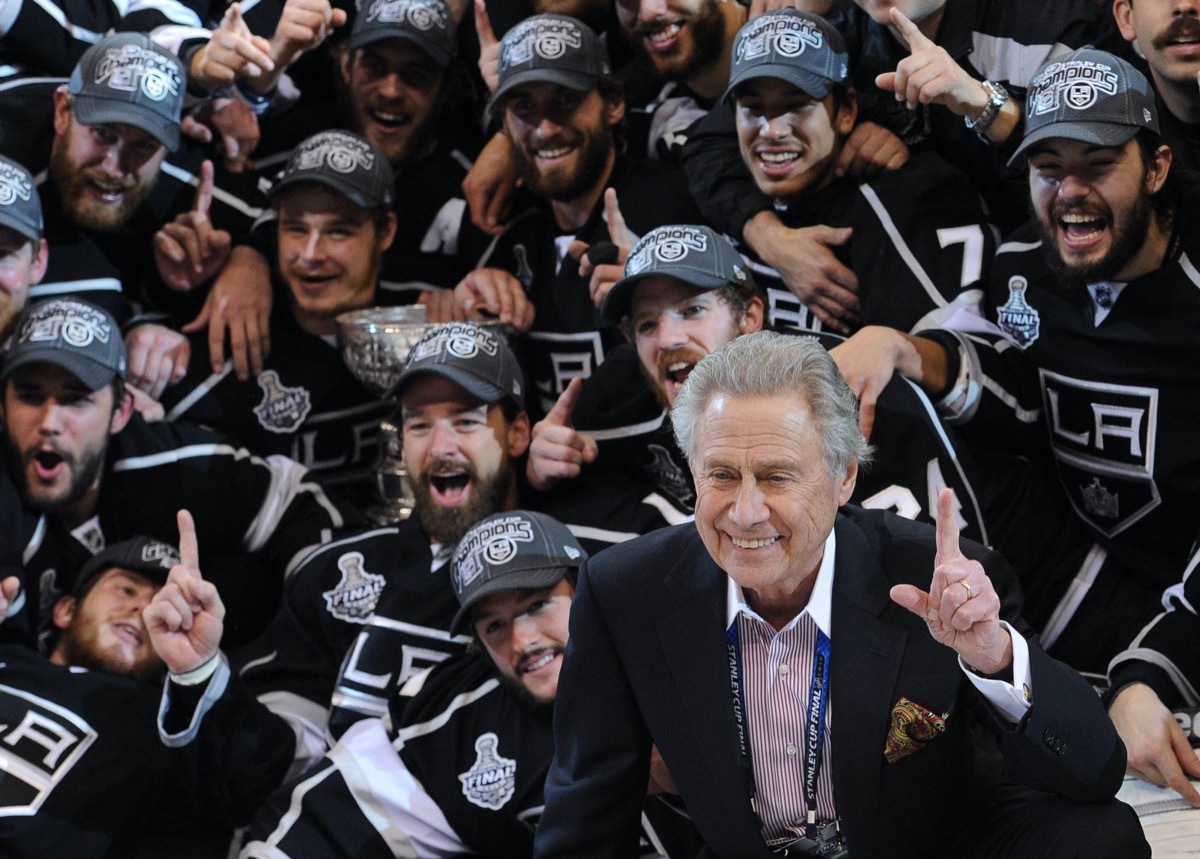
[322, 551, 387, 623]
[996, 276, 1040, 348]
[253, 370, 312, 434]
[459, 732, 517, 810]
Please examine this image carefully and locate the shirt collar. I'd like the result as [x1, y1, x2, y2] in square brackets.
[725, 528, 837, 637]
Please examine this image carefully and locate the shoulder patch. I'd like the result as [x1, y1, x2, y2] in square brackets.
[322, 551, 386, 623]
[459, 731, 517, 811]
[253, 370, 312, 434]
[996, 276, 1040, 348]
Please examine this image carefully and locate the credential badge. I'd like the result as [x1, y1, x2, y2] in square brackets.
[459, 732, 517, 810]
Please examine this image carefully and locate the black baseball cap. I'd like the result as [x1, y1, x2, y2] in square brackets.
[0, 157, 42, 243]
[1, 298, 127, 391]
[1011, 48, 1159, 164]
[491, 14, 609, 109]
[271, 131, 396, 211]
[602, 225, 754, 324]
[67, 32, 185, 152]
[449, 510, 586, 634]
[391, 322, 524, 408]
[347, 0, 457, 67]
[724, 9, 849, 103]
[74, 535, 180, 595]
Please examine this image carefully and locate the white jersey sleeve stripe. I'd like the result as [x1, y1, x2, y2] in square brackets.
[859, 183, 945, 308]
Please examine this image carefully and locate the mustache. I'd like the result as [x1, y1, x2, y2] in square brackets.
[82, 171, 137, 193]
[517, 646, 561, 674]
[656, 345, 706, 377]
[1152, 16, 1200, 50]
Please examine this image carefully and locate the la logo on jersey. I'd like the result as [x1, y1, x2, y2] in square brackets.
[459, 732, 517, 810]
[323, 552, 386, 623]
[0, 686, 97, 814]
[253, 370, 312, 434]
[997, 276, 1040, 347]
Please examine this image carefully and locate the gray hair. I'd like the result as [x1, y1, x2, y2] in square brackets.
[672, 331, 873, 478]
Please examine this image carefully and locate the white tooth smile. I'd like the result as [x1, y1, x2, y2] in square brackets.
[668, 362, 689, 372]
[524, 652, 555, 672]
[537, 146, 572, 159]
[760, 152, 799, 164]
[732, 537, 777, 549]
[649, 23, 681, 44]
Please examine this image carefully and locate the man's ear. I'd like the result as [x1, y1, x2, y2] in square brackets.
[507, 410, 531, 458]
[1148, 144, 1172, 195]
[605, 95, 626, 127]
[52, 594, 77, 631]
[31, 239, 48, 285]
[52, 87, 72, 137]
[1112, 0, 1137, 42]
[340, 49, 353, 84]
[837, 458, 858, 506]
[835, 88, 858, 136]
[109, 385, 136, 435]
[378, 212, 398, 253]
[740, 296, 765, 334]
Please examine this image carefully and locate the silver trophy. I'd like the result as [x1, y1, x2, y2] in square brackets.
[336, 306, 433, 525]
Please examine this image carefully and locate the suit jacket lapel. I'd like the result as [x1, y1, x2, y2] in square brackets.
[828, 514, 908, 852]
[657, 535, 767, 848]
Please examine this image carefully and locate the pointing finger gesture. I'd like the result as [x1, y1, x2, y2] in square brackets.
[890, 489, 1011, 674]
[527, 378, 599, 491]
[476, 0, 501, 92]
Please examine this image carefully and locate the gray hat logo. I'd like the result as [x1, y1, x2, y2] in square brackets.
[739, 17, 822, 62]
[0, 166, 32, 207]
[1030, 61, 1119, 117]
[505, 19, 582, 66]
[295, 134, 375, 174]
[24, 303, 113, 350]
[366, 0, 445, 30]
[140, 542, 181, 568]
[94, 43, 181, 102]
[455, 517, 535, 588]
[411, 324, 500, 362]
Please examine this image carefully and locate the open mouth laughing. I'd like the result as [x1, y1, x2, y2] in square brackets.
[428, 466, 472, 507]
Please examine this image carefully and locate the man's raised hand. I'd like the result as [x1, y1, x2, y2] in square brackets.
[527, 378, 598, 491]
[154, 160, 232, 292]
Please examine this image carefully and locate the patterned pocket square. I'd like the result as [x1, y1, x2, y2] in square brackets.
[884, 697, 949, 764]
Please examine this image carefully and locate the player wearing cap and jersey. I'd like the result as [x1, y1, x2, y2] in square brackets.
[234, 322, 682, 763]
[722, 9, 996, 336]
[160, 130, 397, 507]
[532, 223, 988, 542]
[242, 510, 701, 859]
[0, 530, 298, 857]
[831, 50, 1200, 694]
[0, 296, 357, 650]
[451, 14, 702, 417]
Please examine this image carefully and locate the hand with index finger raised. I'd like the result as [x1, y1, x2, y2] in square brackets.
[876, 8, 992, 120]
[527, 378, 598, 491]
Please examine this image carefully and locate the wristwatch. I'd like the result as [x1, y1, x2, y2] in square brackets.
[964, 79, 1008, 136]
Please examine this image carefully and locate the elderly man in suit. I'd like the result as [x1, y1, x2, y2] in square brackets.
[534, 331, 1145, 858]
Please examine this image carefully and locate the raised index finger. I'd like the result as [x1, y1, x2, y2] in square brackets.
[176, 508, 200, 572]
[547, 376, 583, 427]
[475, 0, 498, 48]
[889, 8, 934, 53]
[603, 187, 630, 246]
[193, 160, 215, 219]
[934, 487, 964, 566]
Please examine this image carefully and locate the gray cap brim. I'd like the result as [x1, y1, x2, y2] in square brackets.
[270, 172, 381, 211]
[71, 95, 180, 152]
[1, 348, 120, 391]
[601, 267, 730, 325]
[489, 67, 598, 114]
[0, 210, 39, 243]
[1010, 120, 1141, 166]
[346, 28, 452, 68]
[389, 364, 506, 404]
[723, 63, 838, 105]
[450, 564, 569, 635]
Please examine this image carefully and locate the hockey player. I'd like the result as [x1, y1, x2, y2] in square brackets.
[529, 223, 988, 542]
[234, 321, 681, 762]
[0, 156, 47, 341]
[447, 13, 702, 416]
[0, 526, 295, 857]
[0, 296, 357, 649]
[829, 49, 1200, 800]
[160, 129, 397, 505]
[241, 509, 700, 858]
[722, 9, 996, 335]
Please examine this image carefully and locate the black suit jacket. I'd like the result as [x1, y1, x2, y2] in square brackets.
[534, 507, 1126, 859]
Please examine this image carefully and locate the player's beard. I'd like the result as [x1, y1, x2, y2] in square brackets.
[49, 139, 157, 232]
[512, 118, 614, 204]
[1035, 191, 1154, 289]
[411, 456, 514, 545]
[497, 649, 562, 711]
[3, 426, 109, 516]
[633, 0, 727, 82]
[54, 622, 166, 683]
